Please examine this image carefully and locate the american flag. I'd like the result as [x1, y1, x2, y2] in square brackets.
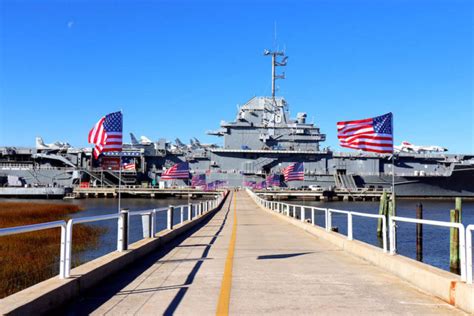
[206, 181, 216, 191]
[283, 162, 304, 181]
[88, 111, 123, 159]
[243, 180, 256, 188]
[256, 180, 266, 189]
[122, 158, 136, 171]
[337, 113, 393, 154]
[191, 174, 206, 187]
[266, 174, 281, 187]
[161, 162, 190, 180]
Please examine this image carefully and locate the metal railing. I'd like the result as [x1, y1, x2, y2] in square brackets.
[248, 189, 474, 280]
[467, 224, 473, 284]
[0, 221, 68, 278]
[389, 216, 467, 282]
[247, 189, 387, 253]
[328, 208, 387, 253]
[0, 191, 228, 282]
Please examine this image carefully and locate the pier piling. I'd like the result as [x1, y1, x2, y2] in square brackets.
[416, 203, 423, 261]
[449, 208, 460, 272]
[455, 197, 462, 222]
[377, 192, 388, 237]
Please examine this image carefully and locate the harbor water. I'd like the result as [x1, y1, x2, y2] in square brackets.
[1, 197, 473, 274]
[292, 198, 474, 273]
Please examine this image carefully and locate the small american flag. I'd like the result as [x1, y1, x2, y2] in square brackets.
[337, 113, 393, 154]
[256, 180, 266, 189]
[88, 111, 123, 159]
[161, 162, 190, 180]
[122, 158, 136, 171]
[283, 162, 304, 182]
[266, 174, 281, 187]
[191, 174, 206, 187]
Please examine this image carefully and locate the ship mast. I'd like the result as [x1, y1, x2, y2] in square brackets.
[264, 49, 287, 99]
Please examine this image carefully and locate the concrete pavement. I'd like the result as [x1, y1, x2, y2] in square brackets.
[63, 190, 463, 315]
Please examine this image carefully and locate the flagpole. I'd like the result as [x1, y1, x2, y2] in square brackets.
[118, 109, 123, 213]
[391, 112, 396, 215]
[118, 152, 122, 213]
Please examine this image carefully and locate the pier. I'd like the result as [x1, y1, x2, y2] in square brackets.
[1, 190, 472, 314]
[72, 186, 222, 199]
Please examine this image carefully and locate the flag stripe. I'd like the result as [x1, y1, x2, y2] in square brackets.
[337, 113, 393, 154]
[88, 112, 122, 159]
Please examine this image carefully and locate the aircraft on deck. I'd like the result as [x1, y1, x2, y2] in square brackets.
[394, 141, 448, 153]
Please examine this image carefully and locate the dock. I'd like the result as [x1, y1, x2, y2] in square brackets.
[1, 190, 472, 314]
[255, 188, 388, 201]
[58, 192, 471, 313]
[72, 186, 222, 199]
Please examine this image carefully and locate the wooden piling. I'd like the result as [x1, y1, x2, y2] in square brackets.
[455, 197, 462, 222]
[389, 192, 396, 217]
[449, 208, 460, 272]
[416, 203, 423, 261]
[377, 191, 387, 237]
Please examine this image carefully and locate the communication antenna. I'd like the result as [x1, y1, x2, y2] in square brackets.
[263, 49, 287, 99]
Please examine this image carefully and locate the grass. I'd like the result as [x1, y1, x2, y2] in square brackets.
[0, 202, 105, 298]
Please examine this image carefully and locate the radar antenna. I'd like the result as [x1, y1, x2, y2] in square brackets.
[263, 49, 288, 99]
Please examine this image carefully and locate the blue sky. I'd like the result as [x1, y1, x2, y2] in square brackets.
[0, 0, 472, 153]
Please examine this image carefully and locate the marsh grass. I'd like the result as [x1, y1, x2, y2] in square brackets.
[0, 202, 105, 298]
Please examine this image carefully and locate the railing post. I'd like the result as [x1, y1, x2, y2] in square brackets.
[151, 210, 157, 237]
[188, 203, 192, 221]
[348, 213, 353, 240]
[301, 207, 305, 222]
[327, 209, 332, 232]
[459, 225, 466, 282]
[118, 208, 129, 252]
[167, 205, 174, 230]
[382, 216, 387, 253]
[141, 212, 152, 238]
[65, 220, 73, 278]
[59, 224, 67, 279]
[467, 225, 473, 284]
[325, 208, 329, 231]
[311, 208, 315, 226]
[389, 217, 396, 255]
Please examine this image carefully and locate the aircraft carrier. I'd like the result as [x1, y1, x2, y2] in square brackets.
[1, 49, 473, 197]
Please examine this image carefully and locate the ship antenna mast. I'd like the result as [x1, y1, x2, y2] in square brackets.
[263, 49, 288, 99]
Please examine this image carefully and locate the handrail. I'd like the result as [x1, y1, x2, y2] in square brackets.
[0, 191, 228, 285]
[389, 215, 467, 282]
[467, 224, 473, 284]
[248, 189, 390, 256]
[0, 220, 67, 279]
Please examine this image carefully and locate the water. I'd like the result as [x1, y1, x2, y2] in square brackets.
[2, 197, 473, 274]
[286, 198, 474, 273]
[0, 197, 211, 268]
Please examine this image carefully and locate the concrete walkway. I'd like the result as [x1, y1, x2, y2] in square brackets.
[65, 191, 463, 315]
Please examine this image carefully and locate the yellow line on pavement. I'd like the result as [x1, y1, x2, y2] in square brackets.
[216, 191, 237, 316]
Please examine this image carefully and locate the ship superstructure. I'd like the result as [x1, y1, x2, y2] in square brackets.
[1, 49, 474, 197]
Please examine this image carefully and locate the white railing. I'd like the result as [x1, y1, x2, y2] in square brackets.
[248, 189, 474, 281]
[247, 189, 387, 253]
[0, 221, 67, 278]
[467, 224, 473, 284]
[389, 216, 467, 282]
[328, 208, 387, 253]
[0, 191, 228, 282]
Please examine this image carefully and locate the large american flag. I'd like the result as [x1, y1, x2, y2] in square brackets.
[191, 174, 206, 187]
[88, 111, 123, 159]
[337, 113, 393, 154]
[283, 162, 304, 181]
[161, 162, 190, 180]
